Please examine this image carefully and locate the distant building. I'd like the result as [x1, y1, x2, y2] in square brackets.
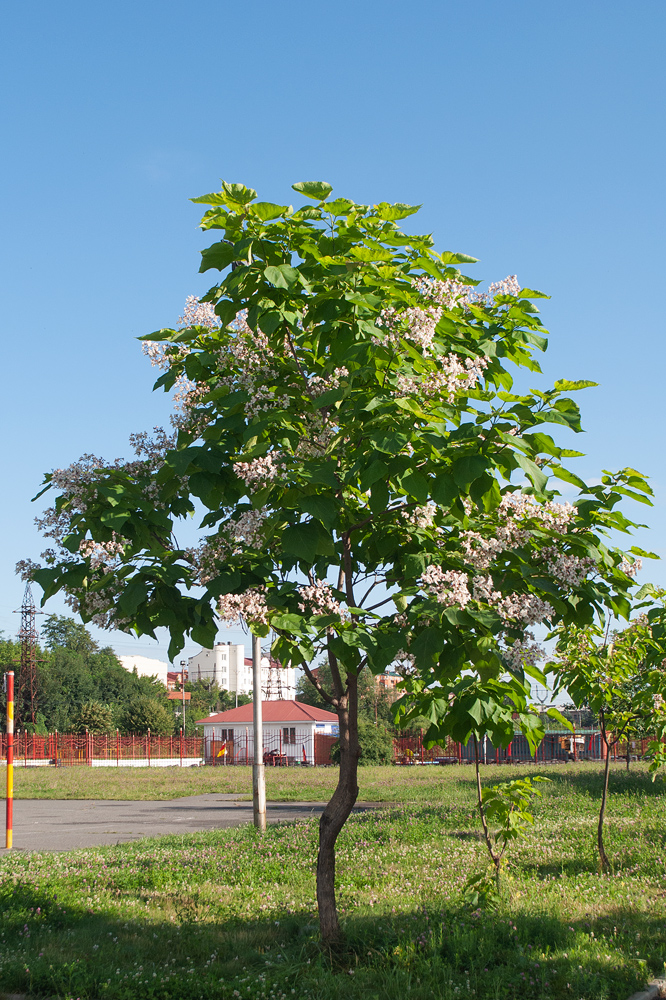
[166, 668, 188, 692]
[195, 699, 338, 765]
[118, 655, 169, 686]
[187, 642, 296, 699]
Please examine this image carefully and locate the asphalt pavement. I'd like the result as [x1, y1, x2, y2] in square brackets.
[0, 795, 377, 853]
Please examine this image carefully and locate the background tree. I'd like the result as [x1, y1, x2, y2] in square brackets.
[71, 700, 114, 734]
[120, 695, 173, 735]
[41, 614, 100, 655]
[550, 602, 666, 871]
[30, 180, 653, 943]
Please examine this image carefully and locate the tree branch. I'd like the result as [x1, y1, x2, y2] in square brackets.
[301, 660, 338, 708]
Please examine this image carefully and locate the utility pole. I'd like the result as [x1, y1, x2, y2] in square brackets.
[179, 660, 187, 734]
[252, 633, 266, 832]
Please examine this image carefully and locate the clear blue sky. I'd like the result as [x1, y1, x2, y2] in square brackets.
[1, 0, 664, 665]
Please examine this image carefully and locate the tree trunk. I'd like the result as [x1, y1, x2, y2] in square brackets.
[598, 736, 612, 873]
[474, 736, 500, 882]
[316, 669, 359, 944]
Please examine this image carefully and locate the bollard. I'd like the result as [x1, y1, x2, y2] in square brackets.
[4, 672, 14, 849]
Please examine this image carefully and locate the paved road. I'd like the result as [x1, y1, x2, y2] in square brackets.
[0, 796, 377, 853]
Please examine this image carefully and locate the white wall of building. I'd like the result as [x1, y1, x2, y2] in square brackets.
[118, 655, 169, 686]
[187, 642, 296, 699]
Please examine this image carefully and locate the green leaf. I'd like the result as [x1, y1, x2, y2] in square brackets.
[118, 578, 148, 616]
[399, 469, 429, 503]
[440, 251, 479, 265]
[549, 465, 587, 490]
[515, 454, 548, 492]
[410, 627, 444, 665]
[359, 460, 389, 491]
[432, 472, 457, 507]
[199, 242, 240, 273]
[222, 181, 257, 205]
[452, 455, 488, 490]
[292, 181, 333, 201]
[373, 202, 421, 221]
[553, 379, 598, 392]
[324, 198, 356, 216]
[264, 264, 301, 289]
[301, 496, 338, 530]
[250, 202, 291, 221]
[190, 192, 229, 205]
[282, 521, 335, 562]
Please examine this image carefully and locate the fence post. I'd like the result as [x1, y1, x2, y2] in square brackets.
[116, 729, 120, 766]
[180, 727, 183, 767]
[573, 724, 577, 762]
[147, 729, 151, 767]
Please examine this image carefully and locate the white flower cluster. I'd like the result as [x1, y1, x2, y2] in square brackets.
[496, 592, 554, 626]
[619, 556, 642, 578]
[396, 354, 488, 403]
[376, 304, 441, 353]
[498, 492, 575, 530]
[413, 274, 522, 309]
[403, 503, 437, 530]
[501, 634, 545, 670]
[233, 453, 284, 489]
[472, 574, 553, 626]
[15, 559, 41, 582]
[308, 367, 349, 397]
[218, 588, 269, 626]
[541, 548, 596, 589]
[420, 566, 471, 606]
[297, 579, 344, 617]
[178, 295, 221, 330]
[188, 510, 268, 583]
[79, 535, 126, 571]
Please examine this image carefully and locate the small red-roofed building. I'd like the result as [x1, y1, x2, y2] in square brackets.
[195, 700, 338, 766]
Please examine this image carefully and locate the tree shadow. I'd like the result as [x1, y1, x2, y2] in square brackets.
[1, 876, 664, 1000]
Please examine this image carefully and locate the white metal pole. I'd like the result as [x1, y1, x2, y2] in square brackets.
[252, 633, 266, 832]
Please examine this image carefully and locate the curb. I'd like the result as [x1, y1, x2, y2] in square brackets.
[626, 980, 666, 1000]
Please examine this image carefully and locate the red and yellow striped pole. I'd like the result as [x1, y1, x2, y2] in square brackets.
[5, 671, 14, 849]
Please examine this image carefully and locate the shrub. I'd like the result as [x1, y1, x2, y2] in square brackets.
[331, 722, 394, 766]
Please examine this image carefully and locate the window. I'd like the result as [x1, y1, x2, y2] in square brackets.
[220, 729, 234, 742]
[283, 727, 296, 745]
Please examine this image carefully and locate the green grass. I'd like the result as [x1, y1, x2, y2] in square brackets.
[12, 759, 658, 806]
[0, 763, 664, 999]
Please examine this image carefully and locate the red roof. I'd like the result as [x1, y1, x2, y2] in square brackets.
[195, 699, 337, 726]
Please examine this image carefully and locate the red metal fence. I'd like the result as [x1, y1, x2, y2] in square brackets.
[0, 730, 661, 768]
[0, 732, 203, 766]
[394, 731, 662, 765]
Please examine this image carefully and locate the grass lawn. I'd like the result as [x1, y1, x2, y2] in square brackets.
[0, 763, 664, 1000]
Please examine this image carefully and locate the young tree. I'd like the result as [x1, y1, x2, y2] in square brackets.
[550, 606, 666, 871]
[29, 180, 652, 942]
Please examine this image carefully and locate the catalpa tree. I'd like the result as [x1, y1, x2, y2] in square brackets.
[30, 179, 651, 942]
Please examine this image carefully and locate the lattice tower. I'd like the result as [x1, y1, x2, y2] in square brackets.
[262, 658, 285, 701]
[14, 582, 42, 727]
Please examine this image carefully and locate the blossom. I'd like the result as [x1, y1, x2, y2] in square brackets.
[619, 556, 642, 578]
[420, 566, 471, 606]
[297, 579, 344, 617]
[79, 535, 126, 571]
[178, 295, 221, 330]
[396, 354, 487, 402]
[403, 503, 437, 530]
[218, 588, 269, 626]
[501, 633, 545, 670]
[541, 548, 596, 589]
[233, 453, 285, 488]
